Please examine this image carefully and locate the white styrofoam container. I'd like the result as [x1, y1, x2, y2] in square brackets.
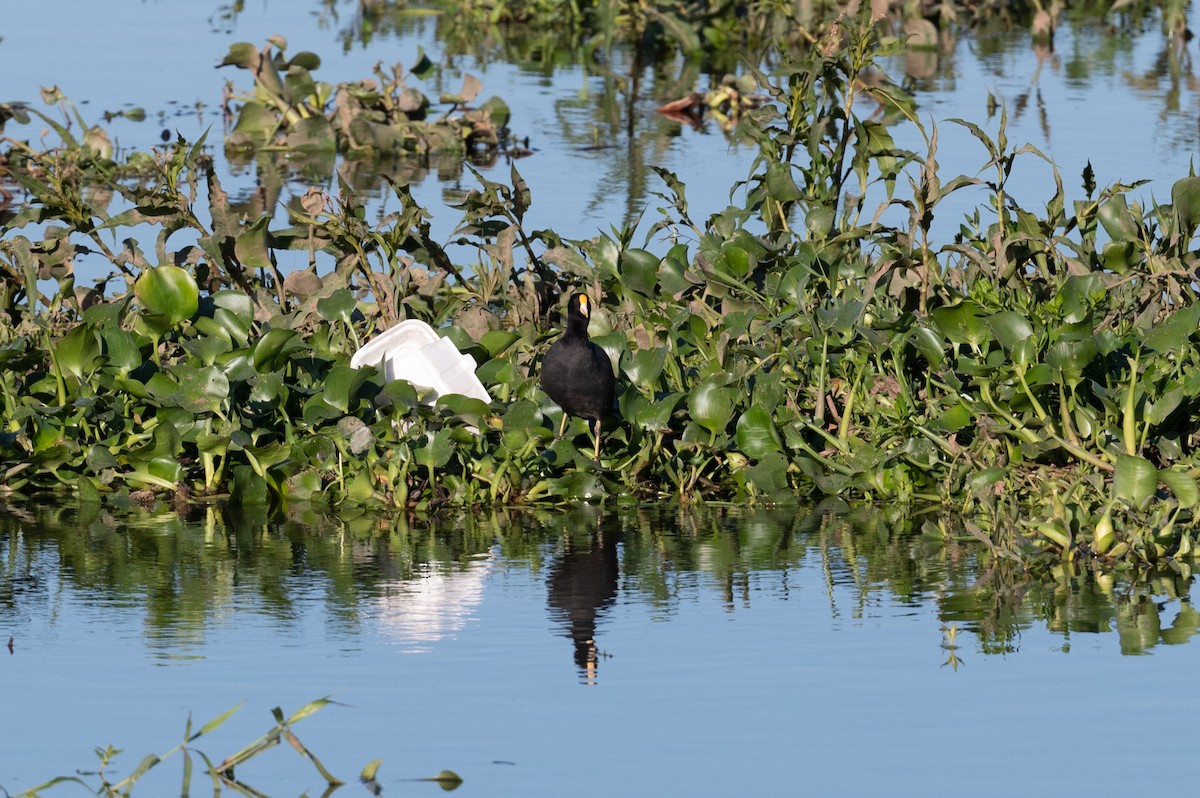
[350, 319, 491, 403]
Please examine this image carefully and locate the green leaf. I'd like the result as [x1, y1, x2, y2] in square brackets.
[212, 295, 254, 344]
[1097, 195, 1140, 242]
[231, 101, 276, 143]
[1101, 241, 1137, 274]
[285, 116, 336, 152]
[625, 391, 679, 432]
[1158, 469, 1199, 509]
[414, 429, 455, 469]
[764, 162, 802, 202]
[657, 249, 693, 295]
[438, 394, 491, 428]
[1114, 454, 1158, 507]
[688, 374, 736, 435]
[735, 407, 782, 459]
[135, 265, 199, 327]
[195, 703, 244, 739]
[55, 325, 101, 379]
[906, 326, 945, 367]
[1045, 336, 1096, 385]
[252, 328, 302, 372]
[1142, 304, 1200, 353]
[619, 249, 660, 296]
[361, 760, 383, 783]
[234, 214, 273, 270]
[480, 95, 510, 128]
[624, 347, 668, 387]
[288, 50, 321, 70]
[714, 245, 751, 281]
[502, 399, 544, 432]
[967, 466, 1006, 492]
[77, 476, 101, 504]
[218, 42, 258, 69]
[1172, 176, 1200, 235]
[171, 364, 230, 415]
[931, 301, 988, 349]
[931, 401, 972, 432]
[479, 330, 520, 359]
[1147, 384, 1184, 425]
[317, 289, 357, 324]
[1057, 274, 1104, 324]
[986, 311, 1034, 354]
[231, 463, 269, 505]
[745, 451, 790, 496]
[409, 48, 434, 79]
[321, 365, 371, 413]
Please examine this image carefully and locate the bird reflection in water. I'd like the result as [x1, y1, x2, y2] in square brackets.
[547, 527, 620, 685]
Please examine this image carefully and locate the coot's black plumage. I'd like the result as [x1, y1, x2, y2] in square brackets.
[541, 292, 615, 459]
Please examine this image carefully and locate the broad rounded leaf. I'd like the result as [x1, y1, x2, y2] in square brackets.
[480, 95, 511, 128]
[1114, 454, 1158, 507]
[805, 205, 834, 236]
[1057, 274, 1104, 324]
[1142, 303, 1200, 353]
[288, 50, 321, 70]
[625, 391, 680, 432]
[906, 325, 945, 367]
[414, 429, 455, 469]
[967, 466, 1005, 492]
[1097, 196, 1140, 243]
[438, 394, 491, 429]
[234, 214, 273, 269]
[479, 330, 520, 359]
[55, 325, 101, 379]
[619, 249, 660, 296]
[135, 265, 199, 326]
[285, 117, 336, 153]
[931, 301, 988, 349]
[231, 101, 276, 144]
[1171, 176, 1200, 234]
[173, 364, 230, 415]
[1045, 336, 1097, 385]
[218, 42, 258, 69]
[317, 289, 357, 324]
[321, 365, 372, 413]
[657, 252, 693, 295]
[986, 311, 1034, 354]
[735, 407, 782, 459]
[688, 374, 736, 435]
[714, 245, 751, 280]
[252, 328, 301, 372]
[624, 347, 668, 387]
[1158, 469, 1199, 509]
[745, 451, 790, 496]
[765, 162, 802, 202]
[931, 401, 971, 432]
[1101, 241, 1137, 274]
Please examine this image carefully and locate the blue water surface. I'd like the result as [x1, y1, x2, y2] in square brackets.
[1, 505, 1197, 796]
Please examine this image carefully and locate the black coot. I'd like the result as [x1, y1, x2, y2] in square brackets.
[540, 292, 616, 460]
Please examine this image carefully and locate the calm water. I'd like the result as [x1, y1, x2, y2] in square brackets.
[1, 502, 1197, 795]
[5, 4, 1200, 795]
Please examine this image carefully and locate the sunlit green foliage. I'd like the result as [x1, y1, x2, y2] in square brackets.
[2, 8, 1200, 570]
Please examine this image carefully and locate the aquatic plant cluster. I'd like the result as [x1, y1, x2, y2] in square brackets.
[1, 6, 1199, 573]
